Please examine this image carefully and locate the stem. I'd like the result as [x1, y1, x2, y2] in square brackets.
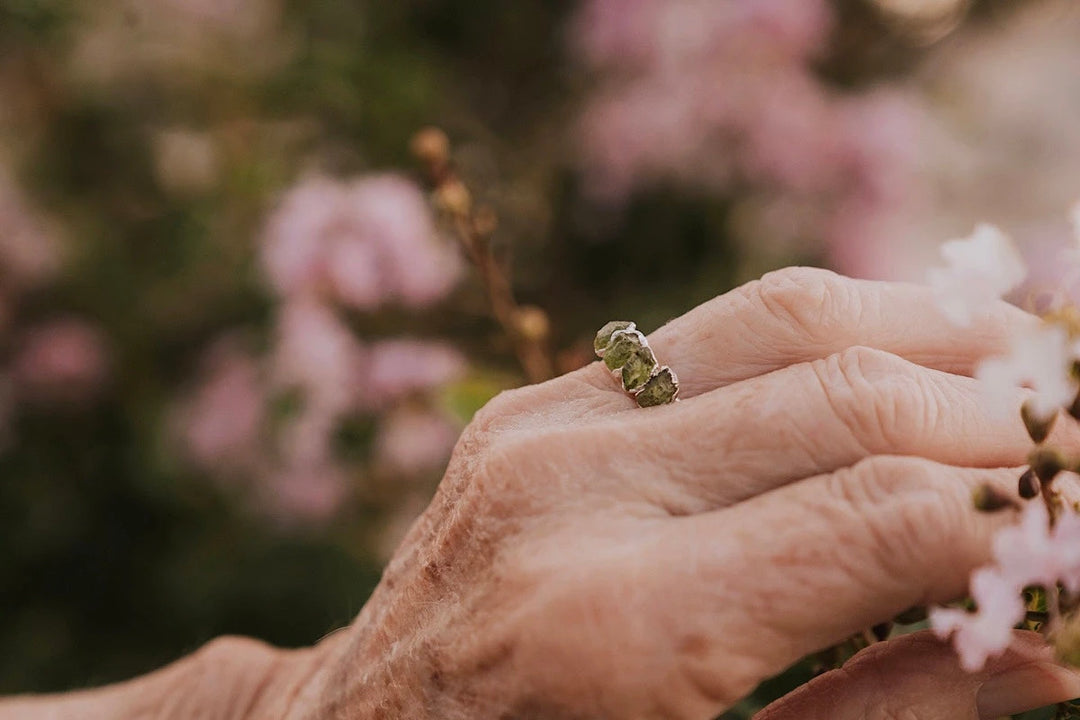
[412, 129, 555, 385]
[449, 212, 554, 384]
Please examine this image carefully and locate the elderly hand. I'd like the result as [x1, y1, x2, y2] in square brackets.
[273, 267, 1075, 719]
[7, 267, 1080, 720]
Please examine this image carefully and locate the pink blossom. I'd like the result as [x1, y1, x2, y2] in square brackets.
[976, 323, 1077, 422]
[177, 339, 265, 474]
[929, 568, 1025, 673]
[825, 4, 1080, 283]
[261, 398, 353, 523]
[572, 0, 829, 72]
[270, 297, 365, 416]
[364, 339, 466, 409]
[261, 459, 350, 525]
[12, 319, 108, 402]
[571, 0, 868, 204]
[374, 407, 460, 476]
[260, 174, 462, 310]
[932, 501, 1080, 671]
[0, 168, 61, 288]
[261, 299, 363, 522]
[926, 224, 1027, 326]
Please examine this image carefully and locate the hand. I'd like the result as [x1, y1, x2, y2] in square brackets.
[275, 267, 1077, 719]
[10, 268, 1076, 720]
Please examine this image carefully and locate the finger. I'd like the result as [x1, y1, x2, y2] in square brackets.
[757, 630, 1080, 720]
[647, 458, 1032, 702]
[616, 345, 1039, 511]
[582, 266, 1038, 400]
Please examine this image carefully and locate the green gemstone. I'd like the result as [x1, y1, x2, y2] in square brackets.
[636, 367, 679, 407]
[594, 321, 635, 357]
[621, 346, 657, 391]
[603, 329, 642, 371]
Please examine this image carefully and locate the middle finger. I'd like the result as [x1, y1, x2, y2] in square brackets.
[609, 345, 1034, 512]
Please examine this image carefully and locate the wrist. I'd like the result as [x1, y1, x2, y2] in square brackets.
[173, 636, 294, 719]
[0, 636, 321, 720]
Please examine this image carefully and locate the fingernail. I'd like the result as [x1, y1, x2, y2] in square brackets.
[977, 663, 1080, 719]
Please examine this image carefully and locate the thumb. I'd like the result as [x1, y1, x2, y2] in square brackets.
[756, 630, 1080, 720]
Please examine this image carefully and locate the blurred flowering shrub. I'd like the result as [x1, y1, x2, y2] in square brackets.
[1, 2, 1078, 718]
[174, 172, 468, 524]
[571, 0, 919, 267]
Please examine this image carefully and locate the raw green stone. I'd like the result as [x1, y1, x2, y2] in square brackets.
[602, 329, 642, 371]
[594, 321, 635, 357]
[636, 367, 679, 407]
[621, 346, 657, 392]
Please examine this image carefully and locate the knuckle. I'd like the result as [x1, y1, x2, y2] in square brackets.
[845, 456, 937, 504]
[832, 457, 957, 579]
[469, 386, 530, 434]
[752, 266, 854, 341]
[177, 636, 281, 719]
[813, 347, 936, 452]
[195, 635, 276, 664]
[470, 431, 568, 517]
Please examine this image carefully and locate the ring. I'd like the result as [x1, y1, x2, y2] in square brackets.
[594, 321, 680, 407]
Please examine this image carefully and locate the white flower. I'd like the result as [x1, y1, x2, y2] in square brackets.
[926, 224, 1026, 326]
[975, 323, 1077, 422]
[933, 501, 1080, 672]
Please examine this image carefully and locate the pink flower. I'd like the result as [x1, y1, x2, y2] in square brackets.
[932, 501, 1080, 671]
[261, 459, 350, 525]
[571, 0, 855, 203]
[976, 323, 1077, 422]
[927, 224, 1027, 326]
[0, 168, 61, 289]
[177, 339, 265, 475]
[12, 319, 108, 402]
[930, 568, 1025, 672]
[260, 299, 363, 523]
[260, 174, 462, 310]
[262, 395, 354, 523]
[364, 339, 466, 409]
[271, 297, 365, 416]
[374, 407, 460, 476]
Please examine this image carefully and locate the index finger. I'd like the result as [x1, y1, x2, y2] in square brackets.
[590, 266, 1038, 400]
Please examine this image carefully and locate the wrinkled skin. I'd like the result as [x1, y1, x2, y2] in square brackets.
[5, 268, 1080, 720]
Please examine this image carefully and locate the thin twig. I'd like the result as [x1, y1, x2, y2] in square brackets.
[412, 127, 555, 384]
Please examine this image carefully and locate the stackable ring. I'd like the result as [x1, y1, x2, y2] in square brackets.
[594, 321, 680, 407]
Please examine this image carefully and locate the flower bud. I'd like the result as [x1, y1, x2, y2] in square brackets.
[515, 306, 551, 344]
[410, 127, 450, 168]
[972, 483, 1020, 512]
[435, 180, 472, 216]
[1029, 447, 1067, 485]
[1018, 468, 1041, 499]
[1022, 400, 1057, 444]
